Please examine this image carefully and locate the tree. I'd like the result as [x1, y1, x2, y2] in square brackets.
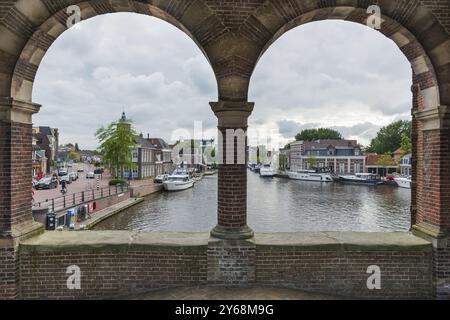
[305, 156, 318, 168]
[295, 128, 343, 141]
[376, 154, 396, 167]
[366, 120, 411, 155]
[74, 143, 80, 152]
[95, 120, 137, 179]
[400, 132, 412, 155]
[68, 150, 80, 161]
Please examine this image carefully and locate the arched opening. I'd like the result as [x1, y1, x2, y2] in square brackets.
[247, 20, 413, 232]
[30, 11, 217, 230]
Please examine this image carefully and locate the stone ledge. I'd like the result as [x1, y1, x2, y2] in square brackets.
[19, 231, 432, 253]
[20, 231, 210, 253]
[255, 232, 432, 252]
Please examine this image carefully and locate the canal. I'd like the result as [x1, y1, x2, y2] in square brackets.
[95, 171, 411, 232]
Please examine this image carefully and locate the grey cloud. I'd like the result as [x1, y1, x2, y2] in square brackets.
[33, 16, 411, 150]
[276, 120, 319, 139]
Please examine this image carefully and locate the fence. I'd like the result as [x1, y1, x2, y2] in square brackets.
[33, 184, 129, 213]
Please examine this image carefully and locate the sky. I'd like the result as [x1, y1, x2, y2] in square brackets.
[33, 13, 412, 150]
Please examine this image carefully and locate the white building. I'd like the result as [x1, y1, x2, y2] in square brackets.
[288, 139, 365, 174]
[400, 153, 412, 176]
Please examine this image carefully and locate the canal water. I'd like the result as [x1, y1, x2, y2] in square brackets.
[95, 171, 411, 232]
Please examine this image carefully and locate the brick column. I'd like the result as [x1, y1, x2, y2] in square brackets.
[413, 104, 450, 299]
[210, 101, 254, 240]
[207, 101, 256, 285]
[0, 98, 44, 299]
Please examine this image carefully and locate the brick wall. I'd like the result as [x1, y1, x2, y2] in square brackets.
[16, 232, 433, 299]
[0, 244, 18, 299]
[19, 232, 208, 299]
[256, 248, 432, 299]
[207, 239, 255, 285]
[255, 233, 433, 299]
[0, 120, 33, 233]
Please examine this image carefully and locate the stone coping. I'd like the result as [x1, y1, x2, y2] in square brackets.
[20, 231, 431, 253]
[255, 232, 432, 251]
[20, 231, 210, 253]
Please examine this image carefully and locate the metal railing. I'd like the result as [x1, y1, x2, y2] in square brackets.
[33, 184, 129, 213]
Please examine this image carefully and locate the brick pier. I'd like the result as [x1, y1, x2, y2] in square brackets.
[0, 0, 449, 299]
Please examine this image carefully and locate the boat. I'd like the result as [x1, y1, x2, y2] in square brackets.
[338, 173, 382, 185]
[163, 169, 194, 191]
[259, 164, 274, 177]
[287, 169, 333, 182]
[394, 176, 411, 189]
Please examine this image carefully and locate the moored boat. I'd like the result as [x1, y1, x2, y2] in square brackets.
[394, 176, 411, 189]
[259, 164, 274, 177]
[338, 173, 382, 185]
[163, 169, 194, 191]
[287, 169, 333, 182]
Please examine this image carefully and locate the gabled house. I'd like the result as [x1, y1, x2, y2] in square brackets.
[288, 139, 365, 174]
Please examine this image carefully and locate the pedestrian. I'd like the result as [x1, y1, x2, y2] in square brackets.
[61, 179, 67, 195]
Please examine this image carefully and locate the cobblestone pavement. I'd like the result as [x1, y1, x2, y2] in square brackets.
[128, 286, 342, 300]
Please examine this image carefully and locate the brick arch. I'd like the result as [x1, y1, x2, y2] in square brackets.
[246, 5, 448, 110]
[0, 0, 233, 103]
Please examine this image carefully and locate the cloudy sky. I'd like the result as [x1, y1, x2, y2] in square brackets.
[33, 13, 412, 150]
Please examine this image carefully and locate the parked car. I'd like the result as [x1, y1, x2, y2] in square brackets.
[86, 172, 95, 179]
[77, 168, 84, 173]
[35, 176, 58, 190]
[58, 168, 68, 177]
[60, 174, 71, 184]
[69, 172, 78, 181]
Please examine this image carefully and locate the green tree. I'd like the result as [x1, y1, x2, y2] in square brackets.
[68, 150, 80, 161]
[74, 143, 80, 152]
[400, 132, 412, 155]
[305, 156, 318, 168]
[366, 120, 411, 155]
[95, 120, 137, 179]
[295, 128, 343, 141]
[376, 154, 396, 167]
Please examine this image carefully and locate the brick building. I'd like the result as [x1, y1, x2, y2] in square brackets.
[33, 126, 59, 174]
[119, 113, 174, 179]
[288, 139, 365, 174]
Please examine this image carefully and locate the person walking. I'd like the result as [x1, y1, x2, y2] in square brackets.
[61, 179, 67, 195]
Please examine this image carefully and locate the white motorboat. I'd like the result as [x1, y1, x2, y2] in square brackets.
[259, 164, 274, 177]
[288, 169, 333, 182]
[163, 169, 194, 191]
[394, 176, 411, 189]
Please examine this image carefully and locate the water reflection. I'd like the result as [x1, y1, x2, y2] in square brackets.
[95, 171, 411, 232]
